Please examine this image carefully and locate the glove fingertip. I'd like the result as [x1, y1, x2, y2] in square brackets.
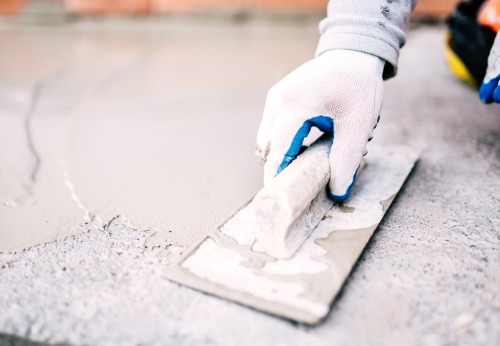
[328, 189, 352, 203]
[328, 165, 360, 203]
[493, 86, 500, 104]
[479, 82, 493, 103]
[480, 76, 500, 103]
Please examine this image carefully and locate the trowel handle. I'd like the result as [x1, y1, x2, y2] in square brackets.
[252, 138, 331, 258]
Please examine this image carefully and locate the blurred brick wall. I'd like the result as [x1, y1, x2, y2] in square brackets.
[62, 0, 329, 14]
[63, 0, 149, 14]
[0, 0, 27, 14]
[413, 0, 462, 18]
[0, 0, 463, 17]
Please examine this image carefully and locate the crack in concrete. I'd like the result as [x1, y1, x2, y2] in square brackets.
[23, 83, 43, 187]
[61, 159, 103, 229]
[18, 66, 72, 199]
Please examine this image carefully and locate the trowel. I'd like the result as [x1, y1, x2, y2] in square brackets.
[164, 138, 419, 324]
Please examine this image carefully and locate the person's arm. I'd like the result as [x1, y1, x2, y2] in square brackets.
[256, 0, 417, 201]
[317, 0, 418, 79]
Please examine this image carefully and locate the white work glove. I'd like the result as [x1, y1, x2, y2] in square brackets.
[256, 49, 385, 202]
[480, 32, 500, 103]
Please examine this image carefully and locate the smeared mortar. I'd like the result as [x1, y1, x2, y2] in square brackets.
[163, 146, 419, 324]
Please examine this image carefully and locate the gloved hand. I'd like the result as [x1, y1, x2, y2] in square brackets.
[479, 32, 500, 103]
[256, 49, 385, 202]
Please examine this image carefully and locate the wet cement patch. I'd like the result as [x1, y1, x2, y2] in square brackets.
[0, 22, 320, 252]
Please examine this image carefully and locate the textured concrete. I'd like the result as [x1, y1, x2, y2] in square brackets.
[0, 21, 499, 345]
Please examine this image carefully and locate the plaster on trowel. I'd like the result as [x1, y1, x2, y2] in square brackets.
[164, 139, 419, 324]
[252, 138, 334, 259]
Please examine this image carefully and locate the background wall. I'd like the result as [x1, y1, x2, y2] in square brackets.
[0, 0, 462, 18]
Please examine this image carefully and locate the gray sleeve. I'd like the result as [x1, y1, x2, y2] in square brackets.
[316, 0, 418, 79]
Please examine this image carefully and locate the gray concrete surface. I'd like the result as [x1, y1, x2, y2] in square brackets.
[0, 20, 499, 345]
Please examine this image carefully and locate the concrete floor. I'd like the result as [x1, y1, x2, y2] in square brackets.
[0, 19, 499, 345]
